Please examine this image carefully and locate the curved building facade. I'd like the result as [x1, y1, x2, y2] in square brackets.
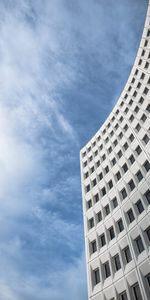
[80, 2, 150, 300]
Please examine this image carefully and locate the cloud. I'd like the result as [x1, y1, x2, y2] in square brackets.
[0, 0, 147, 299]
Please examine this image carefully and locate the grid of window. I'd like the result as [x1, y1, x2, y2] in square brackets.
[81, 8, 150, 299]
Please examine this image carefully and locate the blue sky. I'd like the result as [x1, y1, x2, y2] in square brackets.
[0, 0, 148, 299]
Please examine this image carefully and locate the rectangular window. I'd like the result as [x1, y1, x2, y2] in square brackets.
[145, 273, 150, 287]
[123, 245, 132, 263]
[92, 178, 97, 187]
[135, 235, 145, 254]
[121, 188, 127, 200]
[127, 208, 135, 223]
[86, 184, 90, 193]
[141, 113, 147, 122]
[136, 170, 143, 182]
[104, 261, 111, 278]
[114, 254, 121, 271]
[90, 167, 94, 175]
[129, 154, 135, 164]
[123, 142, 129, 150]
[91, 240, 97, 254]
[108, 180, 113, 189]
[116, 171, 121, 181]
[102, 187, 106, 196]
[143, 160, 150, 172]
[122, 163, 128, 173]
[128, 179, 135, 191]
[97, 211, 102, 223]
[100, 233, 106, 247]
[112, 197, 118, 208]
[129, 134, 134, 142]
[93, 268, 100, 285]
[145, 189, 150, 204]
[119, 291, 128, 300]
[135, 145, 142, 155]
[143, 134, 149, 145]
[94, 193, 99, 203]
[132, 283, 142, 300]
[98, 172, 103, 181]
[89, 218, 94, 229]
[136, 199, 144, 214]
[118, 218, 124, 232]
[109, 226, 115, 240]
[105, 204, 110, 216]
[87, 199, 92, 209]
[112, 157, 116, 166]
[118, 150, 123, 158]
[145, 226, 150, 242]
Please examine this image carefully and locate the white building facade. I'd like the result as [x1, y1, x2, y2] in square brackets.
[80, 2, 150, 300]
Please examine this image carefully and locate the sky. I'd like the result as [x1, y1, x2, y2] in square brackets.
[0, 0, 148, 299]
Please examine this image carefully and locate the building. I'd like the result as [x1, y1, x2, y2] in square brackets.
[80, 2, 150, 300]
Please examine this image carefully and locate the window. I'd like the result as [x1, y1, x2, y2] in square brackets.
[82, 151, 86, 158]
[119, 132, 123, 139]
[134, 105, 139, 113]
[110, 130, 114, 137]
[89, 218, 94, 229]
[135, 235, 145, 254]
[129, 114, 134, 122]
[91, 240, 97, 253]
[97, 211, 102, 223]
[135, 123, 141, 132]
[118, 150, 122, 158]
[145, 62, 149, 69]
[112, 197, 118, 209]
[123, 142, 129, 150]
[114, 254, 121, 271]
[102, 187, 106, 196]
[124, 107, 129, 114]
[121, 188, 127, 200]
[131, 77, 135, 83]
[94, 193, 99, 203]
[129, 134, 134, 142]
[136, 170, 143, 182]
[122, 163, 128, 173]
[102, 154, 106, 161]
[89, 156, 93, 162]
[90, 166, 94, 174]
[140, 72, 145, 80]
[133, 91, 137, 97]
[94, 150, 98, 157]
[129, 99, 133, 106]
[86, 184, 90, 193]
[138, 59, 142, 66]
[141, 113, 147, 122]
[129, 154, 135, 164]
[145, 273, 150, 287]
[98, 172, 103, 181]
[112, 157, 116, 166]
[144, 160, 150, 172]
[116, 171, 121, 181]
[119, 116, 123, 123]
[139, 96, 144, 104]
[93, 268, 100, 285]
[118, 218, 124, 232]
[109, 226, 115, 240]
[124, 124, 128, 131]
[105, 204, 110, 216]
[144, 39, 148, 47]
[123, 246, 132, 263]
[100, 233, 106, 247]
[127, 208, 135, 223]
[141, 49, 145, 56]
[105, 166, 109, 174]
[87, 199, 92, 209]
[145, 189, 150, 204]
[143, 134, 149, 145]
[96, 160, 100, 167]
[144, 87, 149, 95]
[108, 146, 112, 153]
[135, 145, 142, 155]
[128, 179, 135, 191]
[83, 161, 87, 167]
[146, 104, 150, 112]
[113, 139, 118, 147]
[147, 29, 150, 37]
[92, 141, 96, 147]
[132, 283, 142, 300]
[108, 180, 113, 190]
[119, 291, 128, 300]
[103, 261, 111, 278]
[145, 226, 150, 242]
[136, 199, 144, 214]
[135, 69, 139, 75]
[92, 178, 97, 187]
[84, 172, 89, 179]
[99, 144, 103, 150]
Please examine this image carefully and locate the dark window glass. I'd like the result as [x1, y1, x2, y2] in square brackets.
[89, 218, 94, 229]
[105, 166, 109, 174]
[129, 154, 135, 164]
[87, 199, 92, 209]
[118, 218, 124, 232]
[136, 199, 144, 214]
[132, 283, 142, 300]
[97, 211, 102, 223]
[135, 145, 142, 155]
[135, 123, 141, 132]
[145, 226, 150, 242]
[112, 157, 116, 166]
[109, 226, 115, 240]
[118, 150, 123, 158]
[104, 261, 111, 278]
[146, 273, 150, 287]
[112, 197, 118, 209]
[123, 142, 129, 150]
[98, 172, 103, 181]
[135, 235, 145, 254]
[92, 178, 97, 187]
[94, 193, 99, 203]
[143, 134, 149, 145]
[127, 208, 135, 223]
[100, 233, 106, 247]
[96, 160, 100, 167]
[122, 163, 128, 173]
[114, 254, 121, 271]
[108, 180, 113, 189]
[119, 291, 128, 300]
[102, 187, 106, 196]
[123, 246, 132, 263]
[146, 104, 150, 112]
[91, 240, 97, 253]
[121, 188, 127, 200]
[116, 171, 121, 181]
[144, 160, 150, 172]
[136, 170, 143, 182]
[86, 184, 90, 193]
[128, 179, 135, 191]
[145, 190, 150, 204]
[93, 268, 100, 285]
[105, 204, 110, 216]
[141, 113, 147, 122]
[129, 134, 134, 142]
